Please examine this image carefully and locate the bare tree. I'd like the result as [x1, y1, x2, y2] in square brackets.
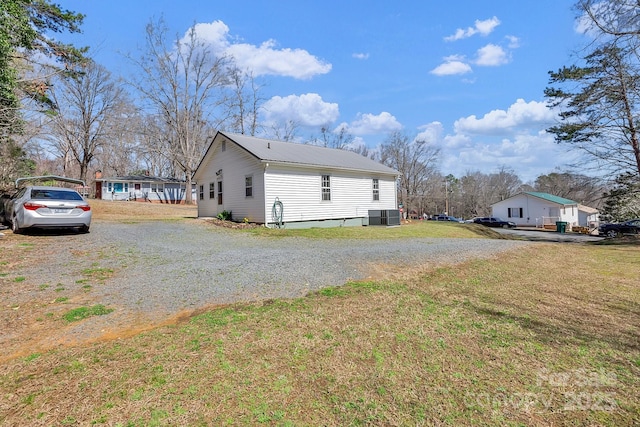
[95, 102, 144, 177]
[578, 0, 640, 38]
[310, 126, 355, 149]
[454, 168, 523, 218]
[268, 119, 299, 142]
[534, 171, 605, 207]
[126, 18, 230, 204]
[137, 114, 176, 177]
[489, 166, 523, 202]
[46, 60, 125, 183]
[379, 130, 440, 217]
[224, 67, 264, 136]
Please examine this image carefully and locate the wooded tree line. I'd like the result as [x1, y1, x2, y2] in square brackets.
[1, 0, 639, 218]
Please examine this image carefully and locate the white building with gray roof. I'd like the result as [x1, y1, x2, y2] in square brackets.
[193, 131, 400, 228]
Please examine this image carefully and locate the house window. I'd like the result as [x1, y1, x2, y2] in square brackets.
[245, 175, 253, 198]
[112, 182, 129, 193]
[321, 174, 331, 201]
[199, 185, 204, 201]
[221, 141, 226, 152]
[217, 180, 223, 205]
[150, 183, 163, 193]
[209, 182, 215, 199]
[372, 178, 380, 201]
[508, 207, 523, 218]
[107, 182, 112, 193]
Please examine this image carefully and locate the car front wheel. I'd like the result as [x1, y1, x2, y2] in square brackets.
[606, 229, 620, 238]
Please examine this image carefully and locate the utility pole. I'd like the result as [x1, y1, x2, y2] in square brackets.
[444, 180, 449, 215]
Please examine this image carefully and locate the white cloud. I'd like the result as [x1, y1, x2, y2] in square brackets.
[454, 99, 556, 135]
[442, 132, 471, 149]
[416, 122, 444, 144]
[506, 35, 520, 49]
[262, 93, 339, 127]
[444, 16, 501, 41]
[185, 21, 231, 52]
[347, 112, 403, 135]
[442, 132, 561, 182]
[352, 52, 370, 60]
[187, 21, 331, 79]
[474, 43, 509, 66]
[430, 55, 473, 76]
[432, 99, 571, 181]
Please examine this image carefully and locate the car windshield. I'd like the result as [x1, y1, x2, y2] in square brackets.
[30, 189, 83, 201]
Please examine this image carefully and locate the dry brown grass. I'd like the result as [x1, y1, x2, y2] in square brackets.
[0, 237, 638, 426]
[90, 199, 197, 222]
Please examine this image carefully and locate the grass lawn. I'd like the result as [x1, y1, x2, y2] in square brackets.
[0, 204, 638, 426]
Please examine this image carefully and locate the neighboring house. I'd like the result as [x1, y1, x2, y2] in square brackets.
[193, 131, 400, 228]
[94, 173, 195, 204]
[492, 192, 599, 229]
[577, 204, 600, 229]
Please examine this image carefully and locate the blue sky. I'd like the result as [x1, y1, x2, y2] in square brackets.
[55, 1, 588, 183]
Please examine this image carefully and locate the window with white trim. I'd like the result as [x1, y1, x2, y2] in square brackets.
[150, 183, 163, 193]
[321, 175, 331, 201]
[217, 180, 223, 205]
[198, 185, 204, 201]
[209, 182, 215, 199]
[245, 175, 253, 198]
[508, 207, 523, 218]
[372, 178, 380, 201]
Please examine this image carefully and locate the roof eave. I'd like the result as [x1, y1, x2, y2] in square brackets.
[261, 159, 398, 176]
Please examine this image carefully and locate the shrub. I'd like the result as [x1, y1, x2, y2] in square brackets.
[216, 210, 233, 221]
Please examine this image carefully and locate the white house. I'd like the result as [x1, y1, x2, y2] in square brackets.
[492, 192, 598, 229]
[193, 131, 400, 228]
[94, 173, 196, 204]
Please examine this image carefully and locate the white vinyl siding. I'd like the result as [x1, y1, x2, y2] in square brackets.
[264, 165, 396, 223]
[194, 139, 265, 221]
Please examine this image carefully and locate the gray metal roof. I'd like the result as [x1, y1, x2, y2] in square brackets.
[219, 131, 398, 176]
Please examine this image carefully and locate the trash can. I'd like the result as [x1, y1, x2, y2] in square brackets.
[555, 221, 567, 233]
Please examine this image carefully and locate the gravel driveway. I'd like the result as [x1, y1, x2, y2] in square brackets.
[7, 220, 533, 355]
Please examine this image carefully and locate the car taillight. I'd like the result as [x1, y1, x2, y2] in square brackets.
[78, 205, 91, 211]
[23, 202, 45, 210]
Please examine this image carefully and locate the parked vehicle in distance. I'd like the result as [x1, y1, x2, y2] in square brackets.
[473, 217, 516, 228]
[598, 218, 640, 238]
[2, 186, 92, 233]
[434, 214, 464, 223]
